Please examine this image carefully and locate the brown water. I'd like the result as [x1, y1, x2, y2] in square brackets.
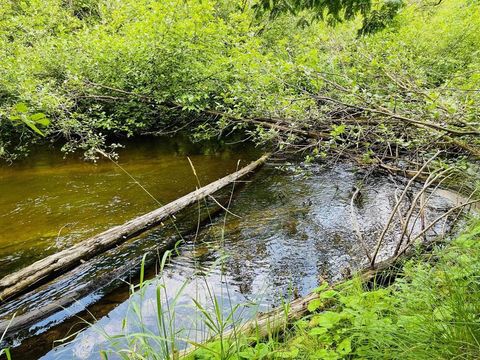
[0, 139, 460, 360]
[0, 136, 258, 277]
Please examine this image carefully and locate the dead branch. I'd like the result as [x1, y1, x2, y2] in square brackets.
[313, 95, 480, 137]
[393, 168, 451, 256]
[395, 198, 480, 260]
[370, 152, 440, 267]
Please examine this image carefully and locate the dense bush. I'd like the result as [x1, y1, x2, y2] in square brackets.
[0, 0, 478, 161]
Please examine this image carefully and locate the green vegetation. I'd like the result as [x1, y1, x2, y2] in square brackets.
[1, 0, 480, 358]
[254, 0, 404, 35]
[1, 0, 479, 164]
[186, 219, 480, 359]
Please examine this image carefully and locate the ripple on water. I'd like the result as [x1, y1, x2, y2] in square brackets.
[2, 161, 461, 360]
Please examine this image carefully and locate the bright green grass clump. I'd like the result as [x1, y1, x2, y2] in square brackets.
[190, 220, 480, 359]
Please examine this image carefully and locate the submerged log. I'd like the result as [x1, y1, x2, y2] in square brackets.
[177, 257, 394, 359]
[0, 154, 270, 302]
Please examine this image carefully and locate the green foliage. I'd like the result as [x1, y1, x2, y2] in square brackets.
[0, 348, 11, 360]
[253, 0, 374, 23]
[1, 0, 312, 159]
[358, 0, 403, 35]
[254, 0, 404, 34]
[0, 0, 478, 162]
[9, 103, 50, 136]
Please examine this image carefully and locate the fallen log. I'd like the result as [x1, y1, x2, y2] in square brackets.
[178, 226, 472, 360]
[0, 154, 270, 302]
[1, 173, 258, 342]
[177, 255, 408, 359]
[0, 190, 234, 336]
[178, 190, 480, 359]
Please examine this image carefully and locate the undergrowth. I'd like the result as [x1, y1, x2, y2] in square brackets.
[1, 0, 479, 165]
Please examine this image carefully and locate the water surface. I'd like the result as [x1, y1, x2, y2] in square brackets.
[31, 163, 456, 359]
[0, 139, 460, 359]
[0, 136, 258, 277]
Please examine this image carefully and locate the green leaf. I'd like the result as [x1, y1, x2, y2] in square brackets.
[308, 298, 324, 312]
[310, 311, 342, 329]
[0, 348, 12, 360]
[313, 282, 329, 293]
[14, 102, 28, 113]
[320, 289, 338, 300]
[433, 306, 453, 321]
[313, 349, 339, 360]
[275, 347, 299, 358]
[330, 124, 346, 137]
[30, 113, 50, 126]
[24, 120, 46, 136]
[309, 327, 328, 336]
[337, 338, 352, 355]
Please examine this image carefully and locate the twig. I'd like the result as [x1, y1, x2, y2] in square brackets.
[393, 168, 450, 256]
[313, 95, 480, 136]
[395, 198, 480, 259]
[370, 151, 440, 267]
[406, 172, 455, 245]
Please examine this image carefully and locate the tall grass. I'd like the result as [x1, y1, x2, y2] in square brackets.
[80, 160, 279, 360]
[96, 249, 188, 360]
[92, 227, 274, 360]
[0, 316, 13, 360]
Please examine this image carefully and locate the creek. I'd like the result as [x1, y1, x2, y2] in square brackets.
[0, 136, 458, 359]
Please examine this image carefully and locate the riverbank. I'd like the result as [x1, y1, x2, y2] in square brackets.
[182, 219, 480, 359]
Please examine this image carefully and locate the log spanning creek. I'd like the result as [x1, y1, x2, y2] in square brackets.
[0, 136, 467, 359]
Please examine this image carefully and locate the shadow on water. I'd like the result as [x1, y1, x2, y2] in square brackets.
[0, 141, 459, 359]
